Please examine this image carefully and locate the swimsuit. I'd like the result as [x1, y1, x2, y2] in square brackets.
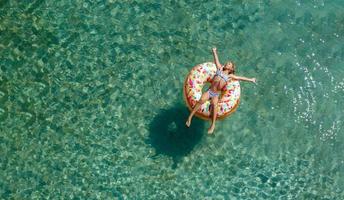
[208, 89, 219, 98]
[207, 68, 230, 98]
[215, 68, 229, 82]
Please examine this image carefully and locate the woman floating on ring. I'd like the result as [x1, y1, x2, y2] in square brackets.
[185, 47, 257, 134]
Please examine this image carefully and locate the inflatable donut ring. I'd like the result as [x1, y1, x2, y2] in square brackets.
[183, 62, 241, 120]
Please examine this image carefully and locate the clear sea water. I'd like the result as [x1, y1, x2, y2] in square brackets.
[0, 0, 343, 199]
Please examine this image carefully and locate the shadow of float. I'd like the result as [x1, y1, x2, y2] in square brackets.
[147, 104, 205, 168]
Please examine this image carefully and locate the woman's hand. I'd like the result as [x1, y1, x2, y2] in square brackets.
[212, 47, 217, 52]
[251, 78, 257, 84]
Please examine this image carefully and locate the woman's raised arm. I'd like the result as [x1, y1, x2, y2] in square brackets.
[212, 47, 222, 69]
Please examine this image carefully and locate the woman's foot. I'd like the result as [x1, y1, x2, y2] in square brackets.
[185, 117, 192, 127]
[207, 125, 215, 134]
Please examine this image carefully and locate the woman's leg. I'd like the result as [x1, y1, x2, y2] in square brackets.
[208, 96, 219, 134]
[186, 91, 210, 127]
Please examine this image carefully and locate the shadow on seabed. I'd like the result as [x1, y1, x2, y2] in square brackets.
[147, 104, 205, 169]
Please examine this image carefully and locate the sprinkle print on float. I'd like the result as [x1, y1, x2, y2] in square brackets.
[183, 62, 241, 120]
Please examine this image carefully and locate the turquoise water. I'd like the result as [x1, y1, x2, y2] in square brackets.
[0, 0, 343, 199]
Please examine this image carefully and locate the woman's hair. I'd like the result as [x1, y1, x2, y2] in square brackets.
[225, 61, 236, 74]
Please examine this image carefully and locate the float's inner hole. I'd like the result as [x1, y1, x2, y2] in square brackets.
[202, 82, 211, 93]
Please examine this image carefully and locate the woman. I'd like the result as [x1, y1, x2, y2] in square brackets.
[186, 47, 257, 134]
